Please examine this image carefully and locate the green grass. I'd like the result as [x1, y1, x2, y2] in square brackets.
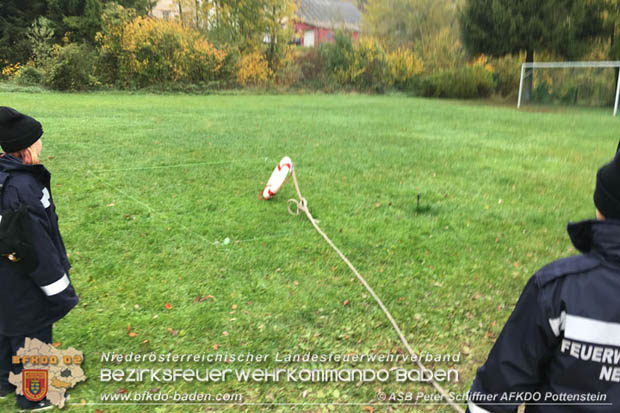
[0, 91, 617, 412]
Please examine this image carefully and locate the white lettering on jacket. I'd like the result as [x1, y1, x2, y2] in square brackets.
[41, 187, 50, 208]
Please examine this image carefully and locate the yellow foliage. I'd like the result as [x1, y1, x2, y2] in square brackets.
[386, 48, 423, 88]
[469, 54, 494, 73]
[236, 51, 272, 87]
[334, 37, 385, 90]
[98, 14, 226, 86]
[420, 26, 466, 74]
[1, 62, 21, 78]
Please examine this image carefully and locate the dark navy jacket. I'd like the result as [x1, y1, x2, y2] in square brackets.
[467, 220, 620, 413]
[0, 155, 78, 336]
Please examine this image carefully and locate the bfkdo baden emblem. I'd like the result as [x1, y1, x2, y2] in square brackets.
[23, 369, 48, 402]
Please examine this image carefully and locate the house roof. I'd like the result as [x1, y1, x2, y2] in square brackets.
[296, 0, 362, 32]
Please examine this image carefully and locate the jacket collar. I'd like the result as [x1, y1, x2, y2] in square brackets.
[568, 219, 620, 265]
[0, 154, 50, 186]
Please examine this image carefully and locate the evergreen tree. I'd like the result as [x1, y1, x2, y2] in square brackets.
[113, 0, 156, 15]
[602, 0, 620, 89]
[459, 0, 605, 101]
[46, 0, 103, 44]
[0, 0, 48, 65]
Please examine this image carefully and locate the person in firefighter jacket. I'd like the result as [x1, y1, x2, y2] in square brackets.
[466, 145, 620, 413]
[0, 107, 78, 410]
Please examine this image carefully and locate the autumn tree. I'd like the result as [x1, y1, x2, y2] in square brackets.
[363, 0, 455, 51]
[195, 0, 295, 72]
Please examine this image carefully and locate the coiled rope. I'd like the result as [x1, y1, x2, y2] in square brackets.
[286, 167, 465, 413]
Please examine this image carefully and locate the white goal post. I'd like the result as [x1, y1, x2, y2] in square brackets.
[517, 61, 620, 116]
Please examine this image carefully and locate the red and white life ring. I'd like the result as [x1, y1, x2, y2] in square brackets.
[261, 156, 292, 200]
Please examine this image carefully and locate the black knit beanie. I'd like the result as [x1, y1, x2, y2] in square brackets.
[0, 107, 43, 153]
[594, 143, 620, 219]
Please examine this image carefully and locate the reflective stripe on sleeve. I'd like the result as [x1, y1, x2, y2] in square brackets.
[468, 401, 493, 413]
[40, 273, 70, 296]
[564, 314, 620, 347]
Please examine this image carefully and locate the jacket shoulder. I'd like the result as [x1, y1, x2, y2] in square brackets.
[534, 254, 601, 288]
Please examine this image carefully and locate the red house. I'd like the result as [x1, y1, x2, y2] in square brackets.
[294, 0, 361, 47]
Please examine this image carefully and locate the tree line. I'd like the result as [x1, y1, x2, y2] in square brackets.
[1, 0, 619, 100]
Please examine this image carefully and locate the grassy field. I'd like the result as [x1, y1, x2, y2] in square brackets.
[0, 91, 617, 412]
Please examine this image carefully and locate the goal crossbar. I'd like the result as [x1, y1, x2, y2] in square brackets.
[517, 61, 620, 116]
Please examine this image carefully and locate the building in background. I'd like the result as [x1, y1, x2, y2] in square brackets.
[151, 0, 180, 20]
[150, 0, 362, 47]
[294, 0, 361, 47]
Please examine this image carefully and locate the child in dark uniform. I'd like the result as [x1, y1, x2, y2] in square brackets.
[0, 107, 78, 410]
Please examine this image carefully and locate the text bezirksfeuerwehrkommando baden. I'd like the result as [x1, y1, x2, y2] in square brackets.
[99, 351, 462, 383]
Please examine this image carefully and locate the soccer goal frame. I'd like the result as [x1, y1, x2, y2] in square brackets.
[517, 61, 620, 116]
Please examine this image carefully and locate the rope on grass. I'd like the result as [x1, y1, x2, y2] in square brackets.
[286, 168, 465, 413]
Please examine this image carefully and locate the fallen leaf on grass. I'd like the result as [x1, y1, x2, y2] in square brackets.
[200, 295, 214, 302]
[343, 299, 349, 306]
[167, 328, 178, 336]
[127, 324, 138, 337]
[164, 303, 173, 310]
[363, 407, 375, 413]
[222, 331, 229, 337]
[213, 344, 219, 350]
[116, 389, 129, 394]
